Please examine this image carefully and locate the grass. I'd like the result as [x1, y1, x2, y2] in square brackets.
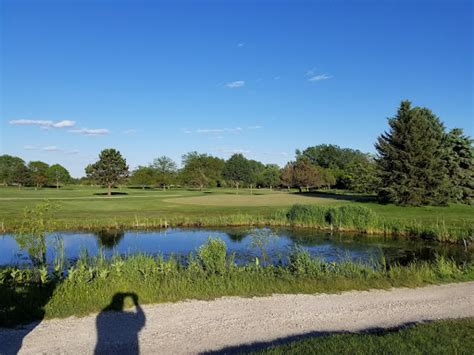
[0, 186, 472, 243]
[248, 318, 474, 355]
[1, 238, 473, 327]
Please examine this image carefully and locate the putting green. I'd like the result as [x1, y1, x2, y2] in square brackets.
[164, 193, 340, 207]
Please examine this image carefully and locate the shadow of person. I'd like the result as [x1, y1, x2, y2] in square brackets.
[0, 278, 59, 355]
[95, 293, 146, 355]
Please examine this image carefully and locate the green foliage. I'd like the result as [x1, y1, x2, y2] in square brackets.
[444, 128, 474, 204]
[0, 155, 26, 185]
[197, 237, 228, 274]
[1, 247, 472, 327]
[86, 149, 129, 195]
[223, 153, 253, 190]
[151, 156, 178, 188]
[376, 101, 450, 206]
[14, 202, 55, 266]
[130, 166, 155, 188]
[46, 164, 71, 188]
[260, 164, 281, 188]
[28, 161, 50, 188]
[181, 152, 225, 189]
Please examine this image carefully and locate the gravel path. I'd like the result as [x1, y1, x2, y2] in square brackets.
[1, 282, 473, 354]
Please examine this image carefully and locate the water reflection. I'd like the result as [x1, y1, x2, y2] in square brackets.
[0, 228, 471, 268]
[96, 230, 125, 249]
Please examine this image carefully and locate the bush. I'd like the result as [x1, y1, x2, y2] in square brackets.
[197, 237, 227, 274]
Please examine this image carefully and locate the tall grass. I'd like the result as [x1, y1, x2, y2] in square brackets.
[1, 237, 472, 327]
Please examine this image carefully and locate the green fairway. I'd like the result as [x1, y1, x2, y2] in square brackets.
[0, 186, 472, 239]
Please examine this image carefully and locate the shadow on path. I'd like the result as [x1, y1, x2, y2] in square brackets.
[95, 292, 146, 355]
[201, 322, 421, 354]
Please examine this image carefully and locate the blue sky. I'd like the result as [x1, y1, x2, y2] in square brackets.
[1, 0, 472, 177]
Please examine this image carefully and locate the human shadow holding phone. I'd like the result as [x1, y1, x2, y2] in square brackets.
[95, 292, 146, 355]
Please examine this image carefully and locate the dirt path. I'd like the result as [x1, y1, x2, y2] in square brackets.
[1, 282, 473, 354]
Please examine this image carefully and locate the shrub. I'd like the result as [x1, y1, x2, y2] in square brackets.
[197, 237, 227, 274]
[286, 204, 327, 226]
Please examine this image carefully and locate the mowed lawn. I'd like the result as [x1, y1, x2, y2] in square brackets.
[0, 186, 473, 230]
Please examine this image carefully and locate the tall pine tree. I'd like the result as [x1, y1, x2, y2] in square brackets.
[443, 128, 474, 204]
[375, 100, 450, 205]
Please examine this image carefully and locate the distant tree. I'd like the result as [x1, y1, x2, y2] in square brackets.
[296, 145, 367, 188]
[85, 149, 129, 196]
[248, 159, 266, 194]
[261, 164, 281, 189]
[46, 164, 71, 189]
[130, 166, 155, 189]
[0, 155, 25, 185]
[443, 128, 474, 204]
[293, 158, 323, 192]
[375, 100, 449, 205]
[345, 156, 379, 193]
[151, 156, 177, 190]
[223, 154, 252, 193]
[28, 161, 50, 189]
[181, 152, 225, 190]
[280, 163, 295, 191]
[11, 161, 30, 189]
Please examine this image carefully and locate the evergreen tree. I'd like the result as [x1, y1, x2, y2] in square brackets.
[375, 100, 449, 205]
[444, 128, 474, 204]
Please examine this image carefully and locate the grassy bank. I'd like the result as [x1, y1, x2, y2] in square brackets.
[0, 187, 472, 243]
[249, 318, 474, 354]
[1, 238, 473, 327]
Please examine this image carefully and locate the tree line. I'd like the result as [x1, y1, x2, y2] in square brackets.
[0, 156, 71, 189]
[1, 101, 472, 204]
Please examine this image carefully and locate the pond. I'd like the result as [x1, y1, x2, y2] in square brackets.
[0, 227, 471, 267]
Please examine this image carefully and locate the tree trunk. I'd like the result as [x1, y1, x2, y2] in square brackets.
[108, 184, 112, 196]
[56, 179, 59, 190]
[236, 183, 239, 194]
[250, 185, 253, 195]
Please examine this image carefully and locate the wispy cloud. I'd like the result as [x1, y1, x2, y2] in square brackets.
[306, 69, 332, 82]
[42, 145, 61, 152]
[247, 125, 263, 130]
[237, 42, 245, 47]
[66, 149, 80, 155]
[225, 80, 245, 88]
[308, 74, 332, 81]
[9, 119, 76, 129]
[69, 128, 110, 136]
[23, 145, 37, 150]
[196, 127, 243, 134]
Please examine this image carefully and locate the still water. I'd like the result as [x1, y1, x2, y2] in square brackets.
[0, 228, 471, 267]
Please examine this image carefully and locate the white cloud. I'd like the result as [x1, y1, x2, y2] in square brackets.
[9, 119, 76, 128]
[69, 128, 110, 136]
[196, 127, 243, 134]
[43, 146, 61, 152]
[308, 73, 332, 82]
[225, 80, 245, 88]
